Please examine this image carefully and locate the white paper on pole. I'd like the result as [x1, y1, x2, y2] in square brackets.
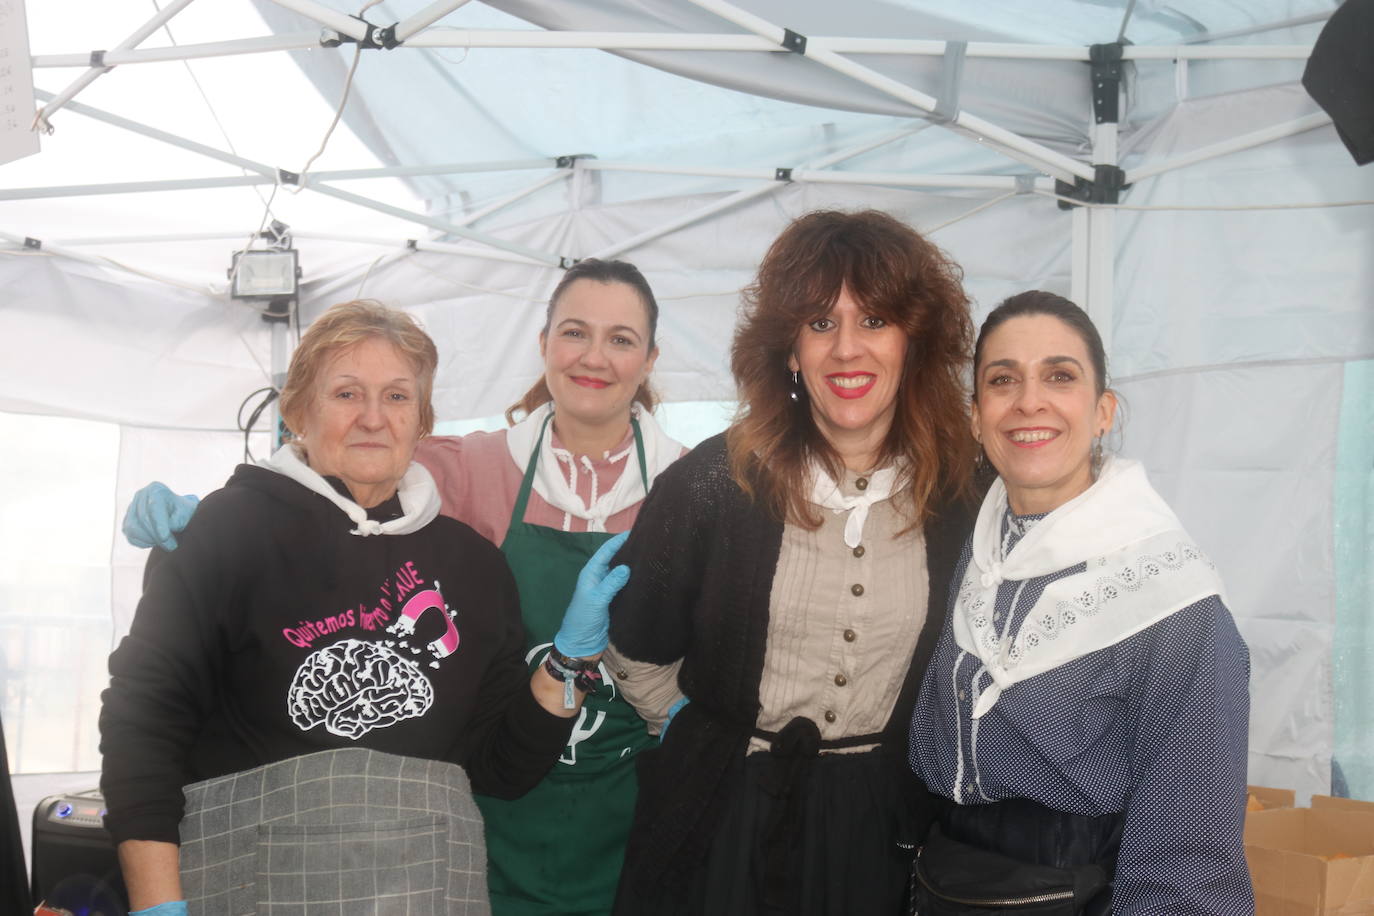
[0, 0, 38, 166]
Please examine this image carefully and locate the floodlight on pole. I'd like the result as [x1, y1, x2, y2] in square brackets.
[229, 221, 299, 449]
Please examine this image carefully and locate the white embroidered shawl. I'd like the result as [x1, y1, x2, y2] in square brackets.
[952, 457, 1226, 718]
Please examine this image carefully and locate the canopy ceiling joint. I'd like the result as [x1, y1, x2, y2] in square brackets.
[781, 29, 807, 54]
[321, 14, 398, 50]
[1059, 43, 1130, 209]
[1090, 42, 1125, 124]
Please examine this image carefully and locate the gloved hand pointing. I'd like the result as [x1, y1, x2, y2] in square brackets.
[554, 532, 630, 658]
[122, 482, 200, 551]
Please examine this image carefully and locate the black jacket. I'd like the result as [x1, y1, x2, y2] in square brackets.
[100, 463, 573, 845]
[609, 433, 976, 895]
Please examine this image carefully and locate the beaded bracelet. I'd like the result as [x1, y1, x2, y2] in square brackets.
[548, 645, 599, 672]
[543, 652, 603, 709]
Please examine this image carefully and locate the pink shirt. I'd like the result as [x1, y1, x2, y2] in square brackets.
[415, 427, 679, 547]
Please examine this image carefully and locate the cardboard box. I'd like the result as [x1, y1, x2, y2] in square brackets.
[1312, 795, 1374, 816]
[1244, 805, 1374, 915]
[1249, 785, 1298, 812]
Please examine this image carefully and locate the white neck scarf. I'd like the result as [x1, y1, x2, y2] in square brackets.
[952, 457, 1226, 717]
[807, 463, 900, 548]
[504, 402, 683, 532]
[264, 443, 441, 537]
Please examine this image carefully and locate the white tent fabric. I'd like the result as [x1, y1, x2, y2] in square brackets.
[3, 0, 1371, 852]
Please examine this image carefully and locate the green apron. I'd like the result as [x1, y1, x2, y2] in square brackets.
[476, 414, 656, 916]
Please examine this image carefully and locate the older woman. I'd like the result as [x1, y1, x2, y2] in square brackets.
[120, 260, 685, 916]
[100, 301, 618, 916]
[601, 210, 979, 915]
[908, 291, 1252, 914]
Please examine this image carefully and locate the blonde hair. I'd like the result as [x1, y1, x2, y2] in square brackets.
[279, 300, 439, 438]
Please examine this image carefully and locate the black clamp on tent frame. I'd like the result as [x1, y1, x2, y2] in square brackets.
[1089, 42, 1124, 125]
[23, 237, 41, 250]
[559, 256, 579, 270]
[321, 16, 386, 50]
[556, 153, 594, 169]
[278, 168, 300, 186]
[775, 167, 794, 182]
[89, 50, 111, 70]
[781, 29, 807, 54]
[373, 23, 403, 49]
[1055, 164, 1128, 210]
[1056, 42, 1129, 208]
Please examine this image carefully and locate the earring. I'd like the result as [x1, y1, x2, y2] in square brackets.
[1091, 433, 1105, 476]
[788, 370, 802, 403]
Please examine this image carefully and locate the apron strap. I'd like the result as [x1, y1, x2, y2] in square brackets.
[508, 412, 553, 529]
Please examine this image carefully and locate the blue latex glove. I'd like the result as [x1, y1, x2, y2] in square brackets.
[123, 481, 200, 551]
[554, 532, 630, 658]
[131, 902, 189, 916]
[660, 696, 690, 743]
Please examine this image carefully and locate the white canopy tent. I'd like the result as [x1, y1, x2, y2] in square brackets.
[2, 0, 1372, 867]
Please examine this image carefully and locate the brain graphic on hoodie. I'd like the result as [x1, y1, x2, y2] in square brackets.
[288, 638, 434, 739]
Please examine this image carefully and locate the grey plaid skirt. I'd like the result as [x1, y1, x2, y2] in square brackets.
[178, 748, 489, 915]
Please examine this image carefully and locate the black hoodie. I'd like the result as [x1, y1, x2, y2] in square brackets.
[100, 463, 573, 846]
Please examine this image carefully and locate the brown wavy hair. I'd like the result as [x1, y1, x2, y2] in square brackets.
[727, 209, 976, 529]
[279, 299, 438, 439]
[505, 258, 660, 424]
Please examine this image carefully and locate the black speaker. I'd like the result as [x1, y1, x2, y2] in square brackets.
[1303, 0, 1374, 165]
[30, 788, 128, 916]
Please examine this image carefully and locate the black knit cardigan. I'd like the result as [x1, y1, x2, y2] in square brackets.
[608, 432, 976, 897]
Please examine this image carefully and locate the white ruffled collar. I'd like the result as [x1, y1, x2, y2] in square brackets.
[503, 402, 683, 532]
[263, 443, 440, 537]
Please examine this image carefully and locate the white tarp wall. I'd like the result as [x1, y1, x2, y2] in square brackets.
[2, 0, 1372, 847]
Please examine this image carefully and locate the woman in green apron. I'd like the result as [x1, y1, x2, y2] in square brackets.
[121, 258, 687, 916]
[431, 259, 686, 915]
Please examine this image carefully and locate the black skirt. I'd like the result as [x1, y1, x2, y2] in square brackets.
[616, 743, 922, 916]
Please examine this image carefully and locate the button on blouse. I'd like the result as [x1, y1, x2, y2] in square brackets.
[751, 469, 928, 752]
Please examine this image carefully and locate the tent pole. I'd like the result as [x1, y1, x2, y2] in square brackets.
[1070, 206, 1090, 307]
[0, 231, 214, 293]
[306, 183, 562, 265]
[1085, 116, 1118, 360]
[31, 91, 564, 267]
[33, 33, 321, 68]
[1127, 113, 1333, 183]
[452, 172, 571, 227]
[260, 0, 370, 41]
[0, 176, 271, 200]
[395, 30, 1311, 60]
[392, 0, 476, 43]
[684, 0, 1094, 184]
[35, 0, 200, 128]
[30, 31, 1313, 70]
[33, 91, 274, 177]
[590, 126, 923, 260]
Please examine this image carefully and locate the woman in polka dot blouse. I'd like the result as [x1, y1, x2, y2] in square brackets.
[909, 291, 1252, 915]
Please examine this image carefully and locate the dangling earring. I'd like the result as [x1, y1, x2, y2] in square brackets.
[1091, 433, 1105, 477]
[788, 370, 802, 403]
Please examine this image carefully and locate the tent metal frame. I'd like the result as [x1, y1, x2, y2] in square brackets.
[14, 0, 1329, 340]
